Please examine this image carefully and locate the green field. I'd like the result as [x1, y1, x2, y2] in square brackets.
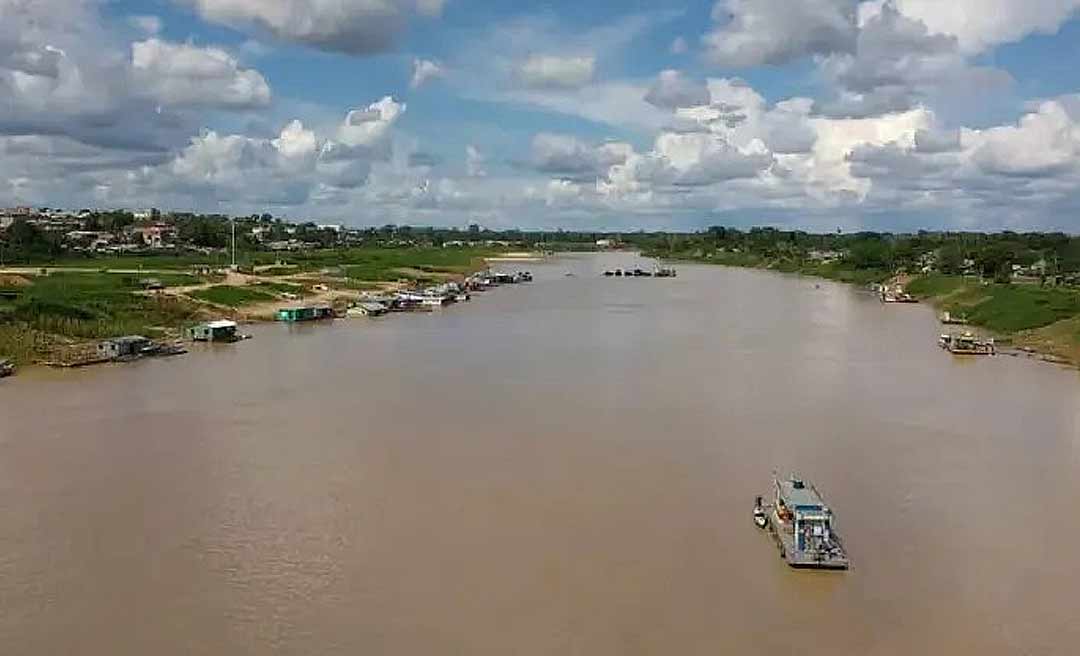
[0, 272, 200, 344]
[30, 246, 498, 276]
[189, 285, 276, 307]
[907, 275, 1080, 333]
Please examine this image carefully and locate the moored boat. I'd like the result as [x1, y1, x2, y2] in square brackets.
[939, 332, 995, 355]
[0, 358, 15, 378]
[755, 474, 849, 570]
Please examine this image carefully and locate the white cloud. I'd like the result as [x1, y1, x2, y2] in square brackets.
[816, 3, 1011, 119]
[128, 15, 163, 36]
[466, 145, 486, 177]
[530, 133, 632, 179]
[516, 55, 595, 89]
[644, 70, 710, 110]
[410, 58, 444, 89]
[971, 101, 1080, 177]
[180, 0, 446, 55]
[892, 0, 1080, 53]
[703, 0, 859, 67]
[131, 39, 271, 109]
[670, 36, 688, 55]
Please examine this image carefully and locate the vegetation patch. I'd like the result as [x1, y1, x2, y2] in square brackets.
[0, 272, 199, 340]
[189, 285, 275, 307]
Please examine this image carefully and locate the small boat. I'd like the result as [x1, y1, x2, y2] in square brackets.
[0, 358, 15, 378]
[939, 332, 995, 355]
[756, 474, 849, 570]
[753, 496, 768, 528]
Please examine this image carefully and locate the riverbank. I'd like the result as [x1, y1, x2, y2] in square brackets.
[0, 247, 514, 367]
[651, 251, 1080, 368]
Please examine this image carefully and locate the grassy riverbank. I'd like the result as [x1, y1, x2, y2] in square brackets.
[905, 275, 1080, 364]
[0, 247, 501, 365]
[655, 250, 1080, 366]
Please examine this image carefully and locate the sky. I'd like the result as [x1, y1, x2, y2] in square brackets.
[2, 1, 1080, 231]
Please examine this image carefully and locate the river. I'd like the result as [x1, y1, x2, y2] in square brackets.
[2, 252, 1079, 655]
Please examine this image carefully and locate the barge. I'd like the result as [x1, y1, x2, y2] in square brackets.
[939, 332, 995, 355]
[754, 475, 849, 570]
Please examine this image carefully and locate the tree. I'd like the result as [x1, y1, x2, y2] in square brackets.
[938, 244, 965, 274]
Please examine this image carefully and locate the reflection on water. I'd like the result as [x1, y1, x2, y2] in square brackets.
[2, 252, 1079, 655]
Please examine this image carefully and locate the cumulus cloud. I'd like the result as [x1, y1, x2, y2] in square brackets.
[703, 0, 859, 67]
[410, 58, 444, 89]
[516, 55, 595, 89]
[816, 2, 1011, 118]
[893, 0, 1080, 53]
[530, 133, 632, 179]
[135, 98, 408, 206]
[644, 70, 710, 110]
[0, 0, 273, 156]
[180, 0, 446, 55]
[131, 39, 271, 109]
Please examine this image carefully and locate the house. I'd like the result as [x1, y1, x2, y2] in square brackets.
[97, 335, 152, 360]
[131, 223, 178, 248]
[189, 320, 241, 342]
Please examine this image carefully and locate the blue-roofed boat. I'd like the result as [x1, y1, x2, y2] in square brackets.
[754, 474, 849, 570]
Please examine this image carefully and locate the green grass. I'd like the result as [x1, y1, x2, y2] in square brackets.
[905, 275, 971, 298]
[1, 272, 199, 339]
[253, 281, 303, 294]
[907, 274, 1080, 333]
[189, 285, 275, 307]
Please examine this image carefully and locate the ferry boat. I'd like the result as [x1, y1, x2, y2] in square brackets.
[754, 475, 849, 570]
[939, 332, 995, 355]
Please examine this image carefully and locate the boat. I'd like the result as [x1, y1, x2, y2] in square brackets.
[752, 496, 768, 528]
[880, 285, 917, 303]
[940, 311, 969, 325]
[0, 358, 15, 378]
[654, 267, 677, 278]
[189, 320, 248, 343]
[939, 332, 995, 355]
[755, 474, 849, 570]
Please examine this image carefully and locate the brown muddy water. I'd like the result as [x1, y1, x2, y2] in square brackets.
[2, 253, 1079, 655]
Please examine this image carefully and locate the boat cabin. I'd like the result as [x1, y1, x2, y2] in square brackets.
[189, 320, 240, 342]
[775, 477, 838, 557]
[276, 305, 335, 322]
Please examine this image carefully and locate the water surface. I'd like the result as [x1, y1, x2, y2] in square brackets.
[2, 253, 1079, 655]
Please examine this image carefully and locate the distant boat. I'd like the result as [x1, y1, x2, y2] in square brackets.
[0, 358, 15, 378]
[756, 474, 849, 570]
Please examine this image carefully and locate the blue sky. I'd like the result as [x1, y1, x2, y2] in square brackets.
[3, 0, 1080, 231]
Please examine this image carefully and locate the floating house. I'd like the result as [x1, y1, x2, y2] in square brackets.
[189, 320, 242, 342]
[97, 335, 153, 360]
[276, 305, 335, 322]
[347, 302, 389, 317]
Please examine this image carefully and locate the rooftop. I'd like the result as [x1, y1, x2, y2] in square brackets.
[777, 477, 826, 510]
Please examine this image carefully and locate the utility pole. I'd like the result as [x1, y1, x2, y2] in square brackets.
[231, 216, 236, 269]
